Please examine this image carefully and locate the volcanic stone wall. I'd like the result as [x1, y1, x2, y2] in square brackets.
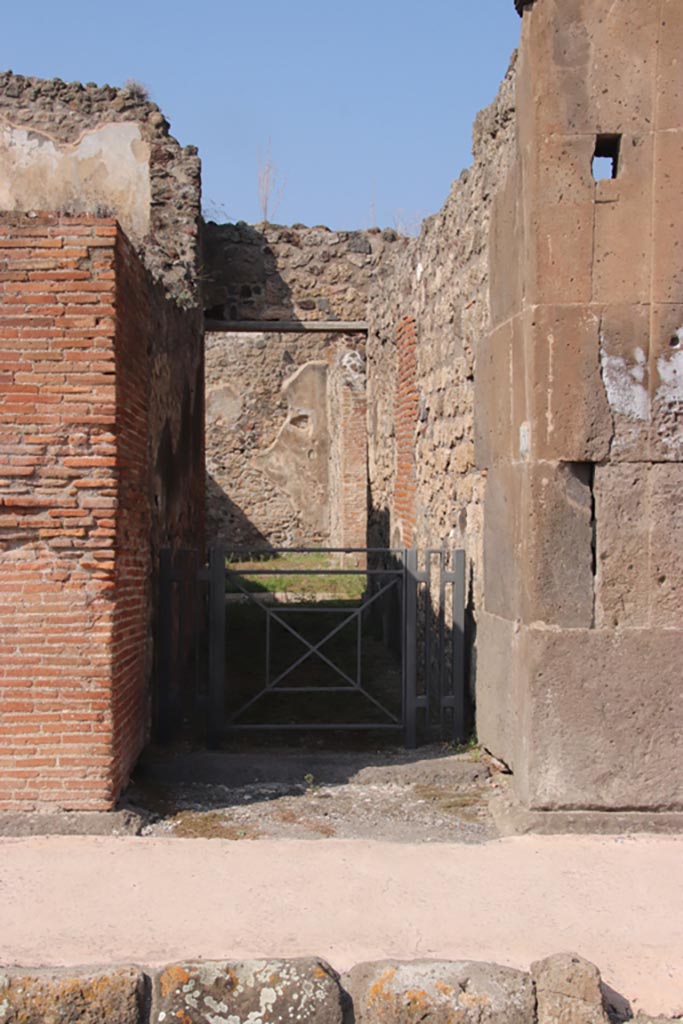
[203, 221, 396, 323]
[476, 0, 683, 812]
[0, 71, 201, 299]
[368, 0, 683, 816]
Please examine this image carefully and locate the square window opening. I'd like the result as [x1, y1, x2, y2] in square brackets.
[592, 134, 621, 180]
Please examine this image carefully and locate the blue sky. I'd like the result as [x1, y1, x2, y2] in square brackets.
[4, 1, 520, 230]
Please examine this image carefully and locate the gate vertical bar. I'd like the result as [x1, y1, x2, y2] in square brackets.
[157, 548, 173, 741]
[452, 549, 467, 743]
[404, 548, 418, 748]
[208, 545, 226, 742]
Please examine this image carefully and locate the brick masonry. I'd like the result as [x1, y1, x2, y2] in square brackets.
[392, 316, 419, 547]
[0, 213, 201, 810]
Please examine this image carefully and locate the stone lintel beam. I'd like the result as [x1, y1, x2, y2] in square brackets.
[205, 319, 368, 334]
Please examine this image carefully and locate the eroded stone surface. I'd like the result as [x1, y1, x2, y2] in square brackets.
[0, 968, 144, 1024]
[344, 960, 534, 1024]
[154, 959, 344, 1024]
[531, 953, 610, 1024]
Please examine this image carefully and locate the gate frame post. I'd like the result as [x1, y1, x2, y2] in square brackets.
[452, 548, 467, 744]
[208, 545, 226, 744]
[404, 547, 418, 749]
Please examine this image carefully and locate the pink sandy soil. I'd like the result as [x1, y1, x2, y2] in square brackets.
[0, 834, 681, 1016]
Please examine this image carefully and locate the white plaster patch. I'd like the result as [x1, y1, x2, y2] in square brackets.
[0, 120, 151, 242]
[599, 344, 650, 421]
[519, 421, 530, 458]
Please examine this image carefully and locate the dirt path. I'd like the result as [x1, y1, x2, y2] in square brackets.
[128, 745, 498, 842]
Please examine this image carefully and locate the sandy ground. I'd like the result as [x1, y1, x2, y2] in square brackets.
[0, 833, 682, 1017]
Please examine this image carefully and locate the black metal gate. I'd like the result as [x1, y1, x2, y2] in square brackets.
[158, 547, 466, 747]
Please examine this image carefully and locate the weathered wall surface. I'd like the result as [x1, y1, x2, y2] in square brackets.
[0, 72, 201, 299]
[475, 0, 683, 811]
[206, 330, 365, 548]
[203, 221, 396, 323]
[203, 223, 389, 548]
[0, 74, 205, 798]
[368, 0, 682, 816]
[367, 58, 517, 595]
[327, 350, 368, 551]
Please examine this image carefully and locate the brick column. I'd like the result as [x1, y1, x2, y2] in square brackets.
[393, 316, 419, 547]
[0, 214, 151, 810]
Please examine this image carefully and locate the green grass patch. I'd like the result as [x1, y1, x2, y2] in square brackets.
[225, 551, 366, 601]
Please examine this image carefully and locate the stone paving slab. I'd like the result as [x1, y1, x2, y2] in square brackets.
[0, 835, 681, 1017]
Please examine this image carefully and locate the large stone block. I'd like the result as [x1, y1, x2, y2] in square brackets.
[594, 464, 650, 628]
[652, 130, 683, 305]
[520, 134, 596, 308]
[593, 463, 683, 630]
[0, 968, 145, 1024]
[520, 625, 683, 810]
[597, 303, 650, 461]
[656, 0, 683, 132]
[524, 462, 594, 628]
[343, 960, 534, 1024]
[650, 304, 683, 461]
[154, 960, 344, 1024]
[483, 462, 594, 628]
[527, 306, 612, 462]
[526, 200, 594, 307]
[592, 134, 654, 306]
[482, 464, 524, 620]
[649, 464, 683, 628]
[522, 0, 659, 136]
[489, 161, 523, 330]
[474, 320, 513, 469]
[475, 611, 527, 786]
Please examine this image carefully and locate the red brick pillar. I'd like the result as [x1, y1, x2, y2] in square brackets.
[393, 316, 419, 546]
[0, 214, 151, 810]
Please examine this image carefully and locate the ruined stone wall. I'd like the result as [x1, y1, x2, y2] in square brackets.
[0, 71, 201, 299]
[0, 73, 205, 773]
[203, 222, 396, 323]
[203, 222, 391, 549]
[475, 0, 683, 813]
[367, 58, 517, 596]
[0, 70, 205, 547]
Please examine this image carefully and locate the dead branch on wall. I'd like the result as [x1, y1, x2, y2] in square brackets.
[257, 138, 287, 225]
